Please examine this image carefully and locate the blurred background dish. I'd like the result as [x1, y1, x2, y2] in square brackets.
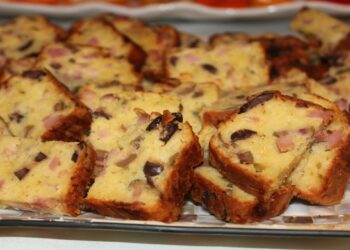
[0, 0, 349, 20]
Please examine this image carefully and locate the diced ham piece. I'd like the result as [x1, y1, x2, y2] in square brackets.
[96, 129, 111, 139]
[315, 129, 343, 150]
[47, 47, 68, 58]
[335, 98, 348, 112]
[149, 50, 162, 61]
[275, 132, 294, 153]
[184, 54, 200, 64]
[80, 89, 97, 102]
[135, 109, 150, 125]
[0, 55, 6, 68]
[0, 180, 4, 190]
[43, 114, 64, 130]
[49, 156, 61, 171]
[307, 110, 333, 125]
[87, 37, 99, 46]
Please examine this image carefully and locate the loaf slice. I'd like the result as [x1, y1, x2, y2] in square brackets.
[288, 93, 350, 205]
[0, 70, 91, 141]
[0, 15, 65, 60]
[67, 17, 146, 71]
[191, 166, 293, 224]
[85, 111, 202, 222]
[165, 43, 269, 91]
[209, 91, 332, 199]
[35, 42, 140, 91]
[0, 136, 95, 216]
[290, 8, 350, 52]
[103, 14, 179, 80]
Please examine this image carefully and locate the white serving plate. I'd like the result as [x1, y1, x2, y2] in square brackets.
[0, 1, 349, 20]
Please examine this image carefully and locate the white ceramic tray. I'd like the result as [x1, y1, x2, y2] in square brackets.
[0, 1, 349, 20]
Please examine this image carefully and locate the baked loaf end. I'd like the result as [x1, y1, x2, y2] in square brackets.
[0, 70, 91, 141]
[0, 136, 95, 216]
[85, 111, 202, 222]
[191, 166, 293, 223]
[209, 91, 332, 199]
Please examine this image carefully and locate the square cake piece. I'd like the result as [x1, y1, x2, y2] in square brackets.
[79, 82, 202, 221]
[0, 15, 65, 61]
[0, 70, 91, 141]
[165, 42, 269, 91]
[67, 17, 146, 71]
[85, 111, 202, 222]
[209, 91, 332, 200]
[0, 136, 95, 216]
[35, 42, 140, 91]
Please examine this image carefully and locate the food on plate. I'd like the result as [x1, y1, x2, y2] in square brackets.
[0, 8, 349, 223]
[0, 136, 95, 215]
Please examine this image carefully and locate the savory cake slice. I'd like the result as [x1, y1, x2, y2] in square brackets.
[191, 166, 293, 224]
[67, 17, 146, 71]
[288, 93, 350, 205]
[85, 111, 202, 222]
[0, 70, 91, 141]
[165, 42, 269, 91]
[35, 42, 140, 91]
[209, 91, 332, 200]
[102, 14, 179, 80]
[0, 15, 65, 60]
[290, 8, 350, 52]
[0, 136, 95, 216]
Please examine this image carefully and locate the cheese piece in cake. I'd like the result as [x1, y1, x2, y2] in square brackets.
[165, 43, 269, 91]
[288, 93, 350, 205]
[209, 91, 332, 199]
[290, 8, 350, 52]
[85, 111, 202, 222]
[67, 18, 146, 71]
[103, 14, 179, 80]
[191, 166, 293, 223]
[35, 42, 140, 91]
[0, 15, 65, 60]
[147, 82, 220, 133]
[0, 57, 36, 82]
[0, 70, 91, 141]
[0, 136, 95, 216]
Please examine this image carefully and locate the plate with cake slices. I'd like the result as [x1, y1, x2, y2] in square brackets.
[1, 8, 350, 237]
[0, 1, 349, 20]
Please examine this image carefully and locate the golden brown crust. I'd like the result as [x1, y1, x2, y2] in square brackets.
[294, 133, 350, 205]
[65, 142, 96, 216]
[41, 71, 92, 142]
[202, 110, 237, 128]
[191, 171, 258, 224]
[191, 172, 293, 224]
[85, 123, 202, 222]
